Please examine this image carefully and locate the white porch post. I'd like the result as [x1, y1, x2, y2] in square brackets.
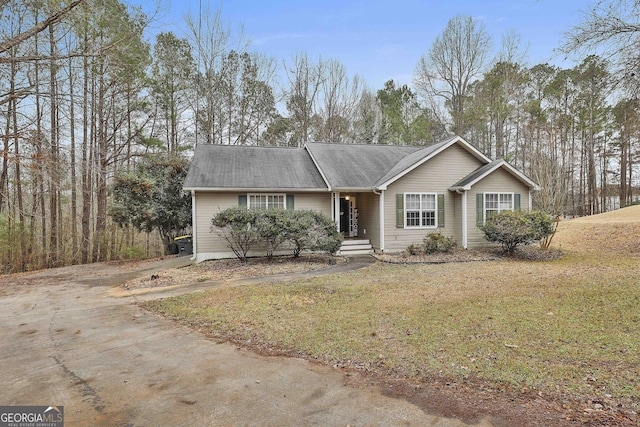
[333, 191, 340, 231]
[461, 190, 468, 249]
[190, 190, 197, 261]
[379, 190, 385, 252]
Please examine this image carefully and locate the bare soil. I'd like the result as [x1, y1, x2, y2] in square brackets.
[122, 254, 344, 290]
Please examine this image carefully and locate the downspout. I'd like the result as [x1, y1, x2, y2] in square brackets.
[374, 189, 384, 253]
[456, 189, 468, 249]
[190, 190, 197, 261]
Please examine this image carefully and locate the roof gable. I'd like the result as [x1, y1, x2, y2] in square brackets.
[374, 136, 491, 190]
[449, 159, 540, 191]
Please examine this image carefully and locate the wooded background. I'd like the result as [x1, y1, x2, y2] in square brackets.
[1, 0, 639, 272]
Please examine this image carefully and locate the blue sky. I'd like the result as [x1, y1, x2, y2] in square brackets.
[139, 0, 592, 90]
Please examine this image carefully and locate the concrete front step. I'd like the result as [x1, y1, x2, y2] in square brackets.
[338, 239, 373, 256]
[337, 249, 374, 256]
[340, 244, 373, 251]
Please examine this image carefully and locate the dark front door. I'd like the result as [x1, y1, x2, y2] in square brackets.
[340, 198, 350, 235]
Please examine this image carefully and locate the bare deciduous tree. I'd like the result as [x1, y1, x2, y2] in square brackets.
[414, 14, 491, 136]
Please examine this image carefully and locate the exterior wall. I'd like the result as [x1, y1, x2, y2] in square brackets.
[384, 143, 483, 253]
[193, 191, 332, 262]
[356, 191, 381, 250]
[466, 168, 531, 248]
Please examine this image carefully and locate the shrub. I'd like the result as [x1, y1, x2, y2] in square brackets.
[119, 245, 146, 260]
[211, 208, 343, 261]
[254, 209, 289, 258]
[480, 210, 555, 254]
[423, 232, 457, 254]
[527, 210, 557, 249]
[406, 243, 423, 256]
[211, 207, 260, 262]
[284, 210, 343, 257]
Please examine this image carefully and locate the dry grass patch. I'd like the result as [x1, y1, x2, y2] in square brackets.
[124, 254, 341, 290]
[143, 206, 640, 421]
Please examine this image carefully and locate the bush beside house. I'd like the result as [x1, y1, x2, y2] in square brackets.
[211, 208, 343, 262]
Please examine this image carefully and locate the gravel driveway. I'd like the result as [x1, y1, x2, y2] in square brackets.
[0, 257, 487, 426]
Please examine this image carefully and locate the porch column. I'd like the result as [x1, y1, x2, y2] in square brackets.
[379, 190, 385, 252]
[190, 190, 197, 261]
[333, 191, 340, 231]
[461, 190, 468, 249]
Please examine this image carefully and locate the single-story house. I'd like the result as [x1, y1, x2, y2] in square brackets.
[183, 136, 540, 262]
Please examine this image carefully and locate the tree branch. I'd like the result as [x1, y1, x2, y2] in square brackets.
[0, 0, 86, 55]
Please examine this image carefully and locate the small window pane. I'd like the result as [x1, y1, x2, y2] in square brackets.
[499, 194, 512, 210]
[249, 195, 267, 210]
[422, 194, 436, 210]
[406, 211, 421, 227]
[268, 195, 284, 209]
[406, 194, 420, 210]
[485, 194, 499, 209]
[422, 211, 435, 226]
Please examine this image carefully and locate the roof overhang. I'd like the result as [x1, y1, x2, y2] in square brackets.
[184, 187, 330, 193]
[332, 187, 377, 192]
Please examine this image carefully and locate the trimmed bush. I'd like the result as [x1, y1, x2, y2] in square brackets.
[283, 210, 343, 257]
[211, 207, 260, 262]
[211, 208, 343, 261]
[480, 210, 555, 254]
[423, 232, 457, 254]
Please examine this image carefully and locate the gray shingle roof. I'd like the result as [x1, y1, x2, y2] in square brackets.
[449, 159, 540, 190]
[183, 144, 328, 190]
[305, 142, 421, 189]
[184, 137, 536, 192]
[449, 160, 503, 190]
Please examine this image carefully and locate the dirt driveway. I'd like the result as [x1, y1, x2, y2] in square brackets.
[0, 257, 490, 426]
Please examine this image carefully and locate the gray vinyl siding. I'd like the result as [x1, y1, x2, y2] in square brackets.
[384, 143, 482, 253]
[356, 192, 380, 250]
[194, 191, 332, 259]
[467, 168, 531, 248]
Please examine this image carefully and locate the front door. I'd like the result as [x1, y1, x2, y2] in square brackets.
[340, 197, 358, 237]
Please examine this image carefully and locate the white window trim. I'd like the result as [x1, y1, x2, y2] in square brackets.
[404, 192, 438, 229]
[247, 193, 286, 210]
[483, 192, 514, 223]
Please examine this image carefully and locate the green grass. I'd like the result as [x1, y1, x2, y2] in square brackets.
[142, 251, 640, 408]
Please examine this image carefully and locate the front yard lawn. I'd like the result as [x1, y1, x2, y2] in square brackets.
[143, 251, 639, 418]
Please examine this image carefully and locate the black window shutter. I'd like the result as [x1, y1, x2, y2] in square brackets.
[286, 194, 294, 210]
[238, 194, 247, 208]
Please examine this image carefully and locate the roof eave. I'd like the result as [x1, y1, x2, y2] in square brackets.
[184, 187, 330, 192]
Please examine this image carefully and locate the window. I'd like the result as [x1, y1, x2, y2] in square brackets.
[248, 194, 285, 210]
[484, 192, 513, 220]
[405, 193, 436, 228]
